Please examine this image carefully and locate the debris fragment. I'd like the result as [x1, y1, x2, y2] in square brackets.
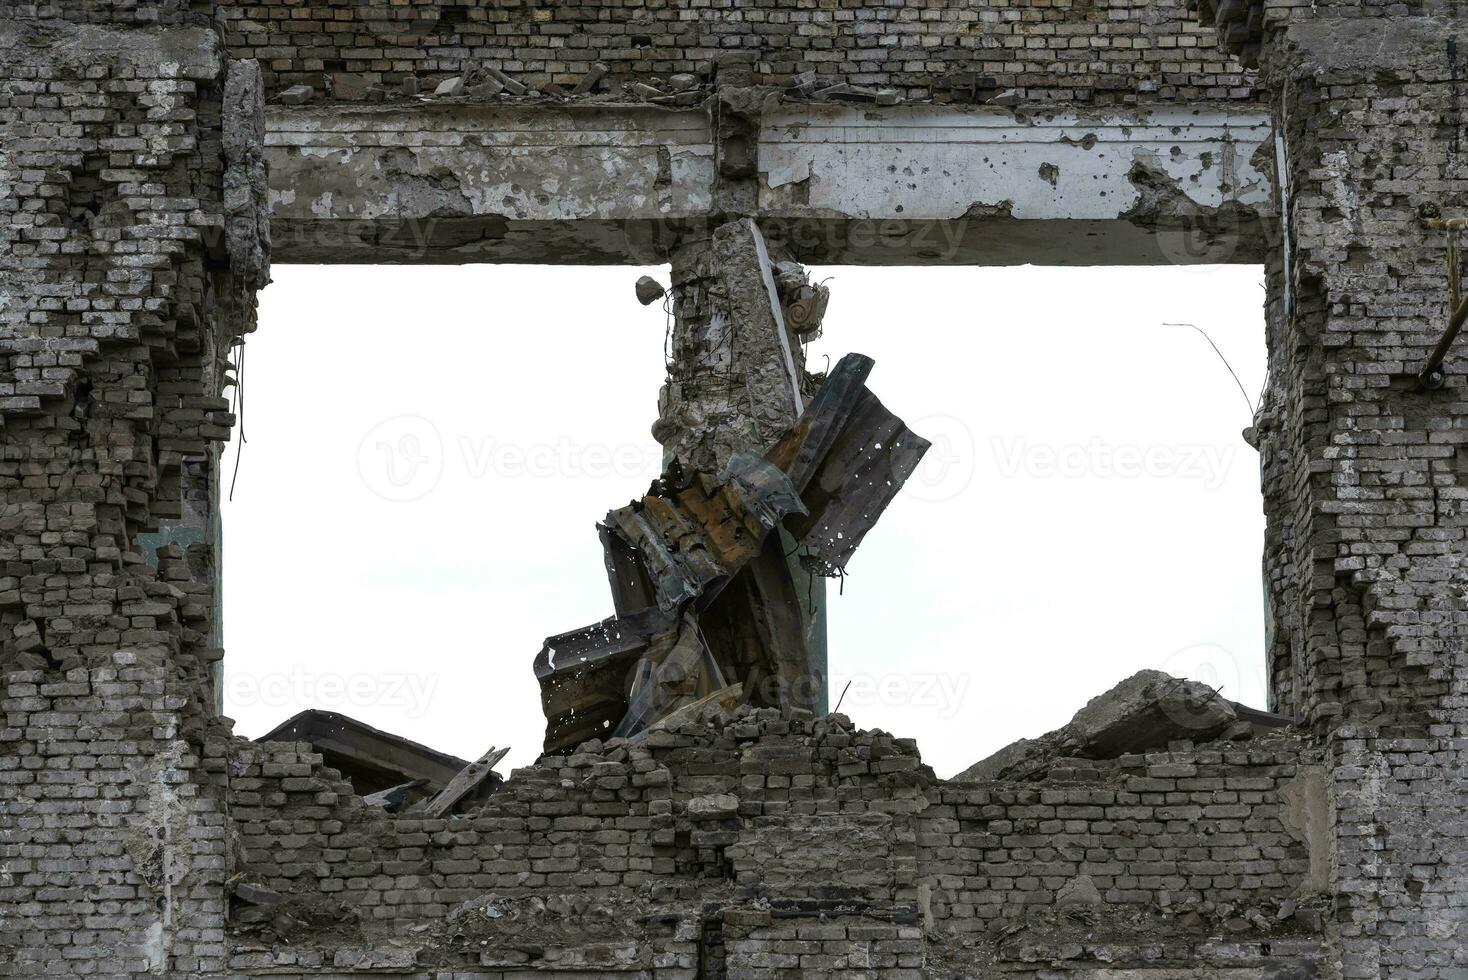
[655, 91, 704, 108]
[434, 76, 466, 98]
[573, 62, 609, 95]
[955, 670, 1297, 781]
[1057, 876, 1103, 907]
[409, 746, 511, 818]
[329, 73, 370, 101]
[361, 778, 431, 813]
[278, 84, 314, 105]
[484, 66, 529, 96]
[815, 83, 888, 103]
[254, 709, 499, 810]
[232, 882, 283, 908]
[790, 71, 820, 97]
[1062, 670, 1239, 756]
[635, 275, 666, 306]
[535, 354, 930, 753]
[776, 263, 830, 341]
[641, 682, 743, 736]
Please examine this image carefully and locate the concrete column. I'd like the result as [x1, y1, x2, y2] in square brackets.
[654, 219, 830, 712]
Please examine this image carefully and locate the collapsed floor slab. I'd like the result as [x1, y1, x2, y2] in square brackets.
[958, 669, 1297, 782]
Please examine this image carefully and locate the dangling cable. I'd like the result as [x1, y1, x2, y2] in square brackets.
[228, 340, 247, 501]
[1163, 322, 1257, 418]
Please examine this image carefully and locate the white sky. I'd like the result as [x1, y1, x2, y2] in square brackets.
[220, 263, 1267, 779]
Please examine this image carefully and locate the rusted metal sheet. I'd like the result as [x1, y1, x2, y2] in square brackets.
[602, 463, 805, 616]
[786, 387, 930, 575]
[535, 606, 672, 751]
[534, 353, 929, 754]
[598, 521, 655, 617]
[765, 352, 875, 490]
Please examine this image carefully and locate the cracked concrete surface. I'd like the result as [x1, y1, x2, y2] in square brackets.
[265, 102, 1272, 265]
[266, 104, 715, 263]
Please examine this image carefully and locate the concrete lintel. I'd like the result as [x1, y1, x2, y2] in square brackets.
[265, 102, 1274, 266]
[757, 102, 1275, 265]
[266, 102, 715, 264]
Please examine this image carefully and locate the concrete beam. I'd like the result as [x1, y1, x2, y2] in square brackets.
[757, 103, 1274, 266]
[266, 103, 716, 263]
[266, 102, 1273, 266]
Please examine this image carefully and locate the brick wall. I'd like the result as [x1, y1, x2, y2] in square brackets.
[0, 659, 230, 975]
[225, 707, 1321, 974]
[924, 739, 1317, 929]
[219, 0, 1256, 105]
[0, 3, 266, 975]
[11, 0, 214, 28]
[1251, 2, 1468, 975]
[8, 0, 1468, 975]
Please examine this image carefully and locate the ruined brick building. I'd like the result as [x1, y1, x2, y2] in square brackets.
[2, 0, 1466, 976]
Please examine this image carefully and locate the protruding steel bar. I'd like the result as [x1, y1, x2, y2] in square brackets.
[1420, 293, 1468, 388]
[1418, 222, 1468, 388]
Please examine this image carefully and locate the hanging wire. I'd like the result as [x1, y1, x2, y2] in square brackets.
[833, 679, 852, 714]
[1163, 322, 1257, 419]
[228, 340, 247, 501]
[1449, 228, 1462, 310]
[661, 285, 676, 371]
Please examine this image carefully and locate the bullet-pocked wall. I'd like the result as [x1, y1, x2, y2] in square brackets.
[6, 0, 1468, 976]
[0, 2, 269, 974]
[1235, 1, 1468, 973]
